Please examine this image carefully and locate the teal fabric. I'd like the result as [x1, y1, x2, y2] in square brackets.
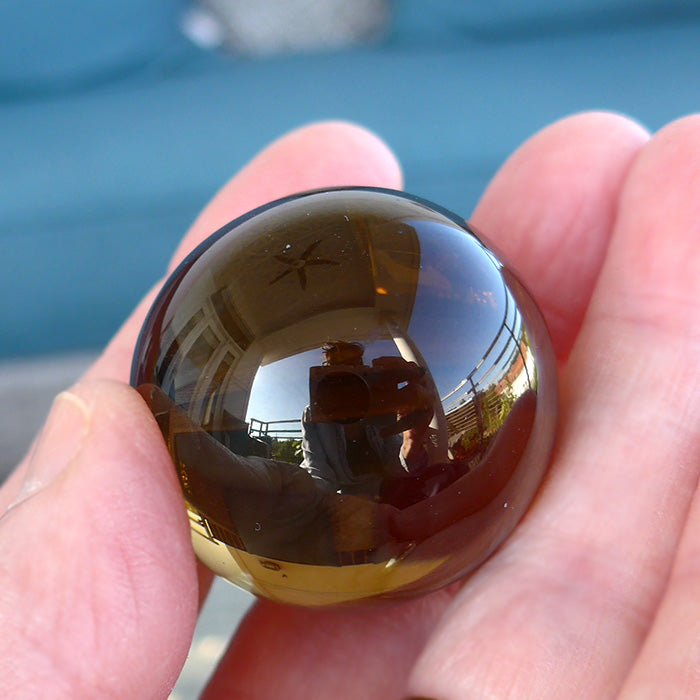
[2, 3, 700, 357]
[0, 0, 190, 96]
[392, 0, 700, 42]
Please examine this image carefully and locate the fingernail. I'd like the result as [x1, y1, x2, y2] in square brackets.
[14, 390, 91, 505]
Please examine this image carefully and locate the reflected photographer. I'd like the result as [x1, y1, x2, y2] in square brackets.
[301, 341, 434, 497]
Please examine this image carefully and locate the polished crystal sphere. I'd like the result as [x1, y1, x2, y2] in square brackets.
[131, 187, 557, 607]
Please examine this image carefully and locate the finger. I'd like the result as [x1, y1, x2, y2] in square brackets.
[617, 482, 700, 700]
[407, 116, 700, 699]
[202, 113, 649, 699]
[604, 117, 700, 700]
[472, 110, 649, 362]
[202, 592, 455, 700]
[170, 120, 403, 270]
[0, 380, 198, 699]
[0, 121, 403, 514]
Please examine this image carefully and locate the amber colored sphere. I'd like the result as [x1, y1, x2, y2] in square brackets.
[131, 187, 558, 607]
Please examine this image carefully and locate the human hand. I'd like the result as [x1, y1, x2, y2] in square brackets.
[0, 122, 402, 698]
[3, 112, 700, 700]
[369, 356, 433, 446]
[196, 113, 700, 700]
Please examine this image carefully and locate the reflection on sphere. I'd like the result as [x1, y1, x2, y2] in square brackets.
[131, 187, 557, 606]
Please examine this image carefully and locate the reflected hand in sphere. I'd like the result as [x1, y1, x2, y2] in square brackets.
[131, 187, 558, 606]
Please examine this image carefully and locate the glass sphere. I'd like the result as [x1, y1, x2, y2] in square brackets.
[131, 187, 558, 607]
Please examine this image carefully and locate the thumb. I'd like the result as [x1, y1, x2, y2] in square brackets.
[0, 380, 198, 700]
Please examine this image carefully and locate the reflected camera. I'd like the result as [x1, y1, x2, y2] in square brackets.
[308, 360, 424, 423]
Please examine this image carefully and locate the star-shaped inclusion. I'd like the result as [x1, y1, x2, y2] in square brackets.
[269, 239, 339, 290]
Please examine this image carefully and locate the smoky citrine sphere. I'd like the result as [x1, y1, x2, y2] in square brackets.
[131, 187, 558, 606]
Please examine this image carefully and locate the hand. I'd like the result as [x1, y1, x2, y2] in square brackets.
[0, 122, 402, 698]
[2, 112, 699, 700]
[371, 356, 433, 447]
[396, 372, 433, 468]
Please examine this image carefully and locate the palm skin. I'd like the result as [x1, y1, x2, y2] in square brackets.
[1, 113, 699, 700]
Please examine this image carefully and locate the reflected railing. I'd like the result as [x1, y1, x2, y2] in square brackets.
[248, 418, 302, 441]
[441, 279, 534, 451]
[244, 278, 533, 464]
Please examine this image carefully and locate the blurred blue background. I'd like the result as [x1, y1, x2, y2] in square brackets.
[2, 5, 700, 697]
[2, 0, 700, 360]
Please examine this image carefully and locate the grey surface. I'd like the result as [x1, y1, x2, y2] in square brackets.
[171, 578, 254, 700]
[0, 352, 253, 698]
[0, 352, 97, 480]
[170, 578, 254, 700]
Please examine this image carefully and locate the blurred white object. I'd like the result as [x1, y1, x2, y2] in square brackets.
[181, 0, 391, 54]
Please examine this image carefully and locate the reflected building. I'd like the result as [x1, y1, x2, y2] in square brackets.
[147, 201, 424, 442]
[441, 277, 538, 463]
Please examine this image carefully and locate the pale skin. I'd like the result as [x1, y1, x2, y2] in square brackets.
[1, 113, 699, 699]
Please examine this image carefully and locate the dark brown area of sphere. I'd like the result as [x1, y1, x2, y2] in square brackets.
[131, 188, 557, 605]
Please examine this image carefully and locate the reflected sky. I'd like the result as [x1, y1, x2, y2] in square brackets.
[245, 221, 510, 427]
[406, 221, 507, 398]
[245, 339, 398, 425]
